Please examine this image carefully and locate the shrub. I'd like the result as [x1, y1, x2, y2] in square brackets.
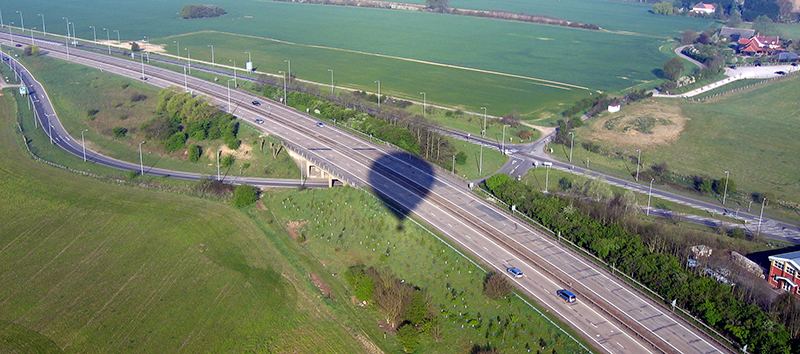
[344, 265, 376, 302]
[87, 109, 100, 117]
[130, 92, 147, 102]
[516, 129, 533, 140]
[188, 144, 202, 162]
[396, 323, 420, 353]
[455, 151, 467, 165]
[112, 127, 128, 138]
[221, 154, 235, 168]
[232, 184, 259, 207]
[164, 131, 188, 152]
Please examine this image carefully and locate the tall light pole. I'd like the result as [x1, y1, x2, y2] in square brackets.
[723, 170, 730, 205]
[227, 79, 234, 112]
[184, 47, 191, 73]
[217, 150, 222, 180]
[138, 141, 145, 175]
[69, 22, 75, 46]
[279, 71, 287, 105]
[757, 198, 767, 238]
[647, 178, 655, 216]
[569, 132, 575, 163]
[284, 59, 291, 79]
[481, 107, 487, 137]
[45, 113, 54, 144]
[38, 13, 45, 36]
[103, 27, 110, 54]
[62, 17, 70, 60]
[29, 27, 35, 46]
[207, 44, 214, 64]
[0, 9, 3, 28]
[8, 21, 14, 47]
[113, 29, 119, 45]
[183, 66, 188, 91]
[327, 69, 334, 93]
[229, 59, 237, 87]
[452, 155, 456, 174]
[545, 164, 550, 192]
[420, 92, 426, 117]
[173, 40, 179, 60]
[89, 25, 96, 43]
[15, 10, 23, 32]
[140, 51, 145, 79]
[635, 149, 641, 181]
[81, 129, 88, 161]
[502, 124, 510, 155]
[374, 80, 381, 107]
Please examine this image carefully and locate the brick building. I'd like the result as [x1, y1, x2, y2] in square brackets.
[768, 251, 800, 294]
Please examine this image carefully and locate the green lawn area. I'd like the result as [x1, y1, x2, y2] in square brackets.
[0, 89, 369, 353]
[18, 55, 299, 179]
[565, 77, 800, 221]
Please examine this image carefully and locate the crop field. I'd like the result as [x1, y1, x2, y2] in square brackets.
[0, 90, 373, 353]
[565, 78, 800, 220]
[18, 55, 299, 179]
[9, 0, 714, 119]
[259, 186, 591, 353]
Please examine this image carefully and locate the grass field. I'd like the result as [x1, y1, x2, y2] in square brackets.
[9, 0, 714, 119]
[563, 77, 800, 220]
[18, 55, 299, 179]
[0, 89, 374, 353]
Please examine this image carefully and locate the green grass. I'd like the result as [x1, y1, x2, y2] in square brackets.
[0, 89, 371, 353]
[565, 77, 800, 221]
[18, 54, 299, 179]
[692, 78, 767, 100]
[15, 0, 716, 119]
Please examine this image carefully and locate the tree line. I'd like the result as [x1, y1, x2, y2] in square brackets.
[484, 173, 794, 353]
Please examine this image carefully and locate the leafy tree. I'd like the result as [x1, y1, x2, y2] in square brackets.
[23, 45, 41, 56]
[485, 174, 511, 192]
[484, 272, 513, 300]
[742, 0, 779, 22]
[663, 58, 685, 81]
[681, 30, 699, 44]
[396, 323, 420, 353]
[112, 127, 128, 138]
[344, 265, 376, 301]
[164, 131, 188, 152]
[516, 129, 533, 140]
[425, 0, 449, 12]
[455, 151, 467, 165]
[232, 184, 259, 207]
[130, 42, 141, 52]
[713, 177, 737, 195]
[221, 154, 235, 168]
[652, 2, 674, 15]
[188, 144, 202, 162]
[752, 15, 780, 36]
[501, 110, 521, 128]
[727, 9, 743, 27]
[558, 177, 572, 191]
[405, 291, 428, 325]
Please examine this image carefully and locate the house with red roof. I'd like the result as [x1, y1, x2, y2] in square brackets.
[691, 3, 715, 14]
[738, 34, 784, 56]
[768, 251, 800, 295]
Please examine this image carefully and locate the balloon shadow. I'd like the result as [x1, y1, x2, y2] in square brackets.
[368, 152, 435, 228]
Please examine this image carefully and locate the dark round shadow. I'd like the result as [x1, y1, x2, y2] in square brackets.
[368, 152, 435, 226]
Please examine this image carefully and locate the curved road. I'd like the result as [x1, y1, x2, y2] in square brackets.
[3, 31, 734, 354]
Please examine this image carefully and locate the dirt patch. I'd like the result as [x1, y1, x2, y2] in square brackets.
[309, 273, 333, 298]
[583, 101, 687, 149]
[355, 333, 385, 354]
[255, 200, 268, 210]
[285, 221, 308, 240]
[220, 142, 254, 160]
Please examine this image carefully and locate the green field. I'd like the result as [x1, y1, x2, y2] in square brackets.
[563, 77, 800, 220]
[10, 0, 716, 119]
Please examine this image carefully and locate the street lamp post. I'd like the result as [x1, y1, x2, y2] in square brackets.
[184, 47, 191, 73]
[569, 132, 575, 163]
[374, 80, 381, 108]
[229, 59, 237, 87]
[748, 200, 753, 212]
[545, 164, 550, 192]
[183, 66, 188, 91]
[647, 178, 655, 216]
[102, 27, 110, 54]
[207, 44, 214, 64]
[502, 124, 510, 155]
[278, 71, 287, 105]
[420, 92, 426, 117]
[69, 22, 75, 46]
[89, 25, 96, 43]
[217, 150, 222, 180]
[15, 10, 23, 32]
[45, 113, 54, 144]
[138, 141, 145, 175]
[757, 198, 767, 238]
[140, 52, 145, 80]
[81, 129, 88, 161]
[227, 79, 234, 112]
[284, 59, 291, 80]
[112, 29, 119, 45]
[636, 149, 641, 181]
[29, 27, 35, 46]
[174, 40, 179, 60]
[327, 69, 334, 93]
[38, 13, 45, 36]
[479, 143, 483, 175]
[723, 170, 730, 205]
[481, 107, 487, 137]
[8, 21, 13, 47]
[62, 18, 70, 60]
[452, 155, 456, 174]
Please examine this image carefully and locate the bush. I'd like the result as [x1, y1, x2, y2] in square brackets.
[164, 131, 188, 152]
[484, 272, 513, 300]
[396, 323, 420, 353]
[188, 144, 202, 162]
[516, 129, 533, 140]
[87, 109, 100, 117]
[130, 92, 147, 102]
[455, 151, 467, 165]
[112, 127, 128, 138]
[232, 184, 259, 207]
[344, 265, 376, 302]
[221, 154, 235, 168]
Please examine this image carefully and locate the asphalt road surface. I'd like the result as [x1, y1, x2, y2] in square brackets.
[2, 31, 734, 354]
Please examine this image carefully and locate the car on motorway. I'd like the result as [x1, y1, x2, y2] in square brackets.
[776, 71, 787, 75]
[507, 267, 523, 278]
[15, 44, 22, 48]
[316, 122, 325, 128]
[557, 289, 576, 303]
[252, 100, 261, 106]
[729, 65, 736, 69]
[793, 62, 799, 67]
[254, 118, 264, 124]
[1, 57, 8, 61]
